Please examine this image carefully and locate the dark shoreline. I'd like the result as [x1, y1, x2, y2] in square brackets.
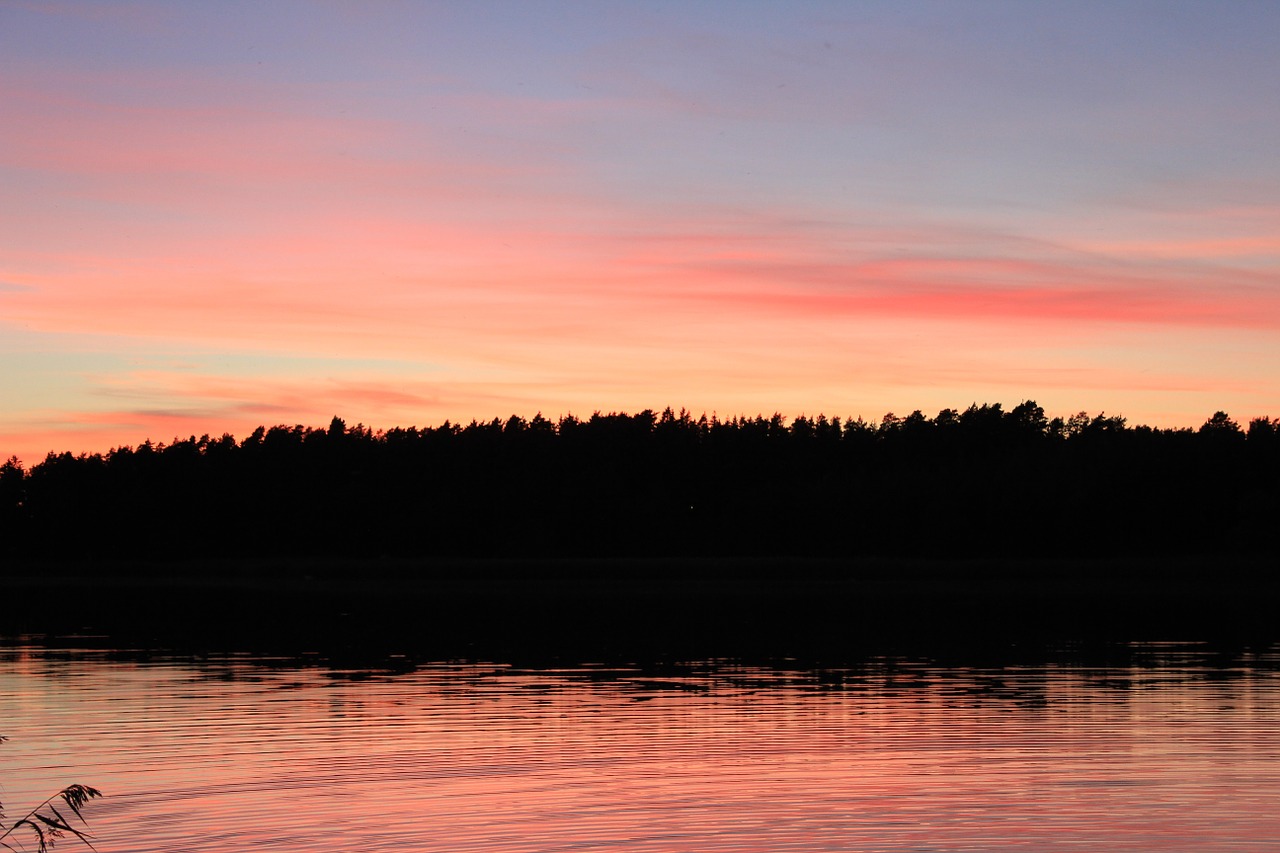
[3, 556, 1276, 662]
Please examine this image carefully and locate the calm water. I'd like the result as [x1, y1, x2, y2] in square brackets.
[3, 642, 1280, 852]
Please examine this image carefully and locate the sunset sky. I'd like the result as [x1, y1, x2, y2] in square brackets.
[3, 0, 1278, 463]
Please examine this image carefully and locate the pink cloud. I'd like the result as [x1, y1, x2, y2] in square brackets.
[5, 210, 1277, 398]
[593, 213, 1280, 320]
[0, 73, 369, 174]
[9, 58, 1273, 348]
[640, 242, 1280, 331]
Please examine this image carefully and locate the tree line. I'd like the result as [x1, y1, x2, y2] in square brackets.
[1, 402, 1276, 562]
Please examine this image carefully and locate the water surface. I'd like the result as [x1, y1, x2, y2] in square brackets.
[2, 643, 1279, 852]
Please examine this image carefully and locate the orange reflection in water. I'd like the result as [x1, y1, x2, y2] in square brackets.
[1, 649, 1278, 852]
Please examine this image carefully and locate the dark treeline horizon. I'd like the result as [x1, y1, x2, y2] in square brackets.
[2, 401, 1277, 562]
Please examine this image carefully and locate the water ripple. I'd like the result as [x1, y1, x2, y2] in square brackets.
[1, 645, 1278, 851]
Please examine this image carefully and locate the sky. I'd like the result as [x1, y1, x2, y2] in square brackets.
[2, 0, 1278, 462]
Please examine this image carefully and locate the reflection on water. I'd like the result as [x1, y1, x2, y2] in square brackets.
[2, 642, 1279, 852]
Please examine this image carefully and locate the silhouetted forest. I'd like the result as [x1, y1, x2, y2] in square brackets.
[3, 401, 1277, 653]
[1, 402, 1276, 562]
[5, 399, 1274, 560]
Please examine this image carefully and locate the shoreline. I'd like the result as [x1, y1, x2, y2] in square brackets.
[2, 556, 1275, 660]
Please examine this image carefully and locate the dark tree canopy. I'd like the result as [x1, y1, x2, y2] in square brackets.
[2, 402, 1276, 562]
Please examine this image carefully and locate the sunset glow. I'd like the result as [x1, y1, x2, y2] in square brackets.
[3, 1, 1278, 463]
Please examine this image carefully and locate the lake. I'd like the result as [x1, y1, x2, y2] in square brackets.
[2, 641, 1279, 852]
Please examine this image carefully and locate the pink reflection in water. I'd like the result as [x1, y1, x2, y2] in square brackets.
[1, 648, 1278, 852]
